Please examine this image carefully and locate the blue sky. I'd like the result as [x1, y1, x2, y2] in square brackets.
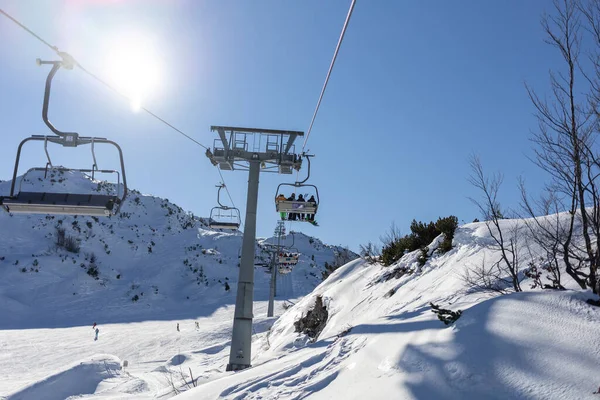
[0, 1, 564, 251]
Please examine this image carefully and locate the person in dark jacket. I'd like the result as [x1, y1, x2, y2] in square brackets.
[297, 194, 306, 220]
[307, 195, 316, 222]
[287, 193, 296, 220]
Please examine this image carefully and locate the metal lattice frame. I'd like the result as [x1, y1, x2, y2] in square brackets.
[206, 126, 304, 174]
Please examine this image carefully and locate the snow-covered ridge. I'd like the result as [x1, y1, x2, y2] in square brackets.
[0, 169, 356, 330]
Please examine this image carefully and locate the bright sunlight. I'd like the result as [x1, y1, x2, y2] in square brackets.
[104, 32, 161, 112]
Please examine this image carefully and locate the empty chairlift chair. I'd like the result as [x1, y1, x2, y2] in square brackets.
[207, 184, 241, 230]
[0, 55, 127, 217]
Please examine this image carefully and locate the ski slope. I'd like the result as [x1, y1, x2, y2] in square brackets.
[2, 171, 600, 399]
[0, 170, 355, 398]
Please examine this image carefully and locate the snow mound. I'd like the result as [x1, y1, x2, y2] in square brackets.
[168, 353, 189, 366]
[6, 355, 124, 400]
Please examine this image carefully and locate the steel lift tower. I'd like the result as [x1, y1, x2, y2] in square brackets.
[206, 126, 304, 371]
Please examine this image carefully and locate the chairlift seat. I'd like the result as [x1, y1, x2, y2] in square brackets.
[208, 219, 240, 230]
[278, 265, 294, 274]
[275, 200, 317, 214]
[2, 191, 118, 216]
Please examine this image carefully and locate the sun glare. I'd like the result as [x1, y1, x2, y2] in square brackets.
[105, 32, 161, 111]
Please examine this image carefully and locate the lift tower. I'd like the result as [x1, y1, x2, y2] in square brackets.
[206, 126, 303, 371]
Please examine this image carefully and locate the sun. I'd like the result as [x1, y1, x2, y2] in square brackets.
[104, 32, 161, 111]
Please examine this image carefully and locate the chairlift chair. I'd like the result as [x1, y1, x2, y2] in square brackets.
[208, 184, 241, 230]
[278, 252, 299, 266]
[278, 250, 298, 274]
[277, 232, 300, 268]
[0, 56, 127, 217]
[274, 154, 319, 218]
[278, 264, 294, 274]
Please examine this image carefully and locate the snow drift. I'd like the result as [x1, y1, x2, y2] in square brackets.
[7, 355, 124, 400]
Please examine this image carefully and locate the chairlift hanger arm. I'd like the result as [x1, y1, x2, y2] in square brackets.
[298, 154, 313, 185]
[39, 58, 79, 138]
[216, 183, 227, 208]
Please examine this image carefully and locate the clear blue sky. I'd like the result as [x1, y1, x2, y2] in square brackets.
[0, 1, 562, 251]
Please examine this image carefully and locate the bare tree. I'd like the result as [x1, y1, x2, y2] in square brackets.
[359, 241, 380, 264]
[461, 255, 513, 294]
[519, 180, 566, 289]
[468, 155, 522, 292]
[526, 0, 600, 293]
[379, 222, 402, 249]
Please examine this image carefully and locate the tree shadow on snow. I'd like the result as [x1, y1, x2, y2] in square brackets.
[397, 291, 600, 399]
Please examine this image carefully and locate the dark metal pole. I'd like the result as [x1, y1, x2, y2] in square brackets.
[267, 250, 276, 317]
[226, 160, 260, 371]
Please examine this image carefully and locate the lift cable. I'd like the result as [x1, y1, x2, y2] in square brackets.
[0, 8, 241, 212]
[302, 0, 356, 152]
[0, 8, 208, 150]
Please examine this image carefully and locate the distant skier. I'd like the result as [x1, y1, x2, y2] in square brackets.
[195, 321, 199, 330]
[177, 323, 180, 332]
[94, 327, 99, 341]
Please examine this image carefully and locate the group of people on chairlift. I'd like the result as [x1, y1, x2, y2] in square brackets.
[279, 252, 299, 260]
[275, 193, 316, 222]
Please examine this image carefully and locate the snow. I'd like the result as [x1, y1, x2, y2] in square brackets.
[7, 355, 126, 400]
[0, 170, 355, 398]
[2, 170, 600, 399]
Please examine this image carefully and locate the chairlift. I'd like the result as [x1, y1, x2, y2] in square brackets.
[278, 249, 299, 274]
[275, 154, 319, 220]
[0, 55, 127, 217]
[277, 231, 300, 271]
[208, 184, 241, 230]
[278, 252, 299, 266]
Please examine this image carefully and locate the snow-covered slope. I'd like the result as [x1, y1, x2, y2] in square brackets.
[173, 220, 600, 400]
[0, 170, 354, 331]
[3, 171, 600, 399]
[0, 170, 358, 397]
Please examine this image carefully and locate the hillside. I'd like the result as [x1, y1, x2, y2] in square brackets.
[2, 171, 600, 399]
[0, 169, 354, 330]
[173, 219, 600, 399]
